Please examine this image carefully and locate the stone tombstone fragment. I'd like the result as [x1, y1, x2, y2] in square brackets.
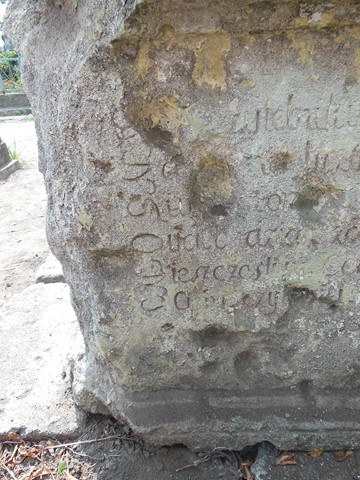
[0, 137, 20, 180]
[6, 0, 360, 450]
[0, 138, 11, 169]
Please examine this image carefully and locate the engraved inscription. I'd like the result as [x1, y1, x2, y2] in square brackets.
[173, 289, 283, 316]
[334, 221, 360, 245]
[123, 84, 360, 318]
[231, 94, 360, 134]
[171, 257, 278, 284]
[140, 285, 168, 312]
[260, 141, 360, 176]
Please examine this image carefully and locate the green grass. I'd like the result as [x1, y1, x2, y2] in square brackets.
[8, 141, 21, 162]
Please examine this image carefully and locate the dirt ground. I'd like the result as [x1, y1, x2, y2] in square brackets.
[0, 116, 50, 308]
[1, 415, 360, 480]
[1, 117, 359, 480]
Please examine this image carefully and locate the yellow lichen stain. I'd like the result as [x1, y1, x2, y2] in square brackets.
[290, 11, 337, 30]
[192, 32, 231, 90]
[195, 152, 232, 199]
[287, 31, 315, 67]
[335, 26, 360, 45]
[147, 25, 231, 90]
[154, 24, 178, 49]
[135, 38, 153, 80]
[290, 17, 310, 29]
[315, 11, 337, 28]
[240, 32, 256, 47]
[130, 94, 187, 132]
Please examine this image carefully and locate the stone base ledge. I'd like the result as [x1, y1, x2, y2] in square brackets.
[105, 389, 360, 451]
[0, 159, 21, 180]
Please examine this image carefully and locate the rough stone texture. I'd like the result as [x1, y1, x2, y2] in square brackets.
[0, 283, 86, 440]
[6, 0, 360, 449]
[35, 253, 65, 284]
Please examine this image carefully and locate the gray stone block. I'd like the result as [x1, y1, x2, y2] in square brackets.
[6, 0, 360, 449]
[0, 139, 20, 180]
[0, 139, 11, 168]
[0, 158, 21, 180]
[0, 92, 31, 109]
[0, 283, 86, 440]
[35, 253, 65, 284]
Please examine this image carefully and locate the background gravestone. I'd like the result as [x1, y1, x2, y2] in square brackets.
[0, 136, 19, 180]
[6, 0, 360, 450]
[0, 138, 10, 168]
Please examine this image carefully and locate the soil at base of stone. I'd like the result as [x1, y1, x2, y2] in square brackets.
[1, 414, 360, 480]
[0, 117, 50, 307]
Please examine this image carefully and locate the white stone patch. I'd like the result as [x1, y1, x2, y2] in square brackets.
[0, 283, 85, 439]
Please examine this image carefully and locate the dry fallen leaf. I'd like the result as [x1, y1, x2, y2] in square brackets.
[55, 447, 65, 460]
[18, 465, 36, 480]
[306, 448, 323, 458]
[335, 450, 354, 462]
[7, 432, 22, 442]
[7, 444, 19, 465]
[19, 446, 42, 459]
[275, 451, 298, 466]
[18, 464, 51, 480]
[32, 464, 52, 479]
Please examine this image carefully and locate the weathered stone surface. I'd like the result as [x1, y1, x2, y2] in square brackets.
[0, 283, 86, 439]
[6, 0, 360, 449]
[35, 253, 65, 284]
